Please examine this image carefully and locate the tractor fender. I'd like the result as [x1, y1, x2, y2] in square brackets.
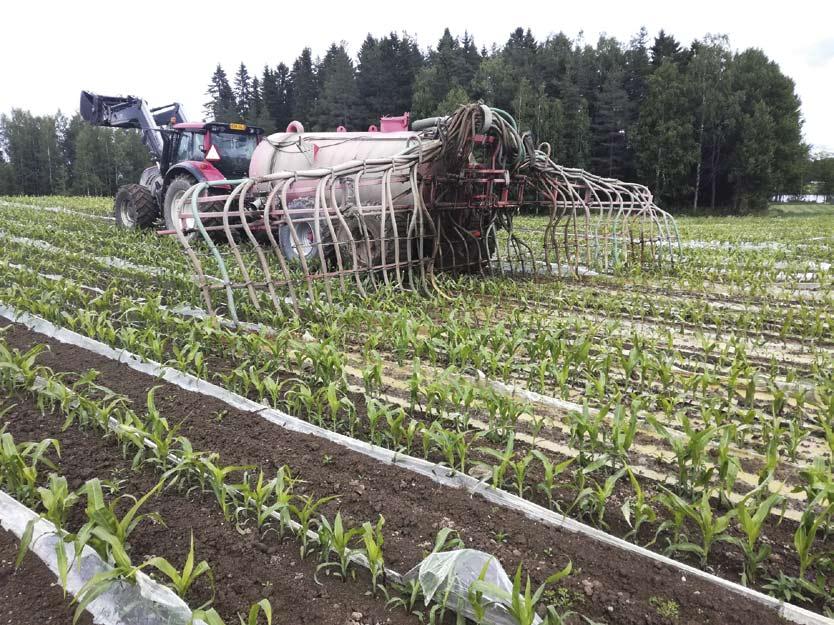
[164, 161, 231, 190]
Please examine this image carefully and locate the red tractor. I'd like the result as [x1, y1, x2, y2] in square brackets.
[79, 90, 263, 231]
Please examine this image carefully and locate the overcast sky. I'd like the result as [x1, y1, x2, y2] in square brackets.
[2, 0, 832, 152]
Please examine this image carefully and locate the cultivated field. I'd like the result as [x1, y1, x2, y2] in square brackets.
[0, 196, 832, 624]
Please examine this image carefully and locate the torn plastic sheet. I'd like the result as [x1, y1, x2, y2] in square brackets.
[404, 549, 541, 625]
[0, 490, 198, 625]
[1, 303, 832, 625]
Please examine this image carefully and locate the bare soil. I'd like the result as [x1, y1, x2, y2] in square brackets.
[0, 527, 93, 625]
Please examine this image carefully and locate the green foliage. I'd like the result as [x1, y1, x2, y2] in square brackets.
[468, 560, 573, 625]
[143, 532, 214, 603]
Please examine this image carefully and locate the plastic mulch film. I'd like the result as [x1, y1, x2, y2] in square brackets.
[0, 491, 196, 625]
[404, 549, 541, 625]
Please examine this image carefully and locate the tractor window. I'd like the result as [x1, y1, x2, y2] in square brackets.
[174, 133, 204, 163]
[211, 133, 257, 159]
[208, 132, 258, 178]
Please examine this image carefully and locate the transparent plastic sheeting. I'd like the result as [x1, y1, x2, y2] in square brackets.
[1, 304, 832, 625]
[0, 491, 200, 625]
[404, 549, 542, 625]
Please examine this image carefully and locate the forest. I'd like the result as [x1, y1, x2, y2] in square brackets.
[1, 27, 831, 211]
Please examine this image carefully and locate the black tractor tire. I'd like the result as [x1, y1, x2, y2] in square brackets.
[114, 184, 159, 229]
[163, 175, 198, 234]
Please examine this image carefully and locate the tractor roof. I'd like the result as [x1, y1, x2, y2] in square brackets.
[172, 122, 263, 135]
[172, 122, 206, 130]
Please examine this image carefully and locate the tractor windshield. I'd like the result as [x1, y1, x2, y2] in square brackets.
[209, 132, 258, 178]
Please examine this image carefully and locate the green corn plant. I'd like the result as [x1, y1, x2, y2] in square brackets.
[575, 467, 627, 528]
[510, 452, 535, 497]
[402, 419, 424, 456]
[199, 457, 252, 521]
[429, 527, 465, 555]
[121, 387, 183, 471]
[193, 599, 273, 625]
[409, 358, 425, 411]
[366, 397, 390, 446]
[362, 354, 383, 395]
[383, 404, 407, 450]
[475, 433, 515, 490]
[466, 559, 492, 625]
[318, 381, 353, 432]
[162, 439, 211, 492]
[794, 501, 832, 578]
[67, 378, 129, 432]
[283, 381, 320, 425]
[621, 467, 656, 542]
[0, 343, 49, 388]
[568, 402, 608, 468]
[289, 494, 337, 558]
[648, 414, 716, 497]
[37, 473, 79, 530]
[785, 417, 809, 463]
[728, 491, 784, 585]
[607, 401, 638, 468]
[531, 450, 573, 512]
[169, 341, 207, 378]
[361, 515, 386, 596]
[16, 473, 80, 595]
[76, 478, 164, 571]
[793, 456, 834, 512]
[715, 425, 740, 508]
[316, 512, 360, 581]
[0, 426, 60, 505]
[469, 561, 572, 625]
[261, 376, 282, 408]
[656, 487, 735, 566]
[428, 422, 471, 472]
[143, 532, 214, 603]
[234, 467, 295, 533]
[386, 578, 425, 618]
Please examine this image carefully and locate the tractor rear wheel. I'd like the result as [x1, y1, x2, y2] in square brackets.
[114, 184, 158, 229]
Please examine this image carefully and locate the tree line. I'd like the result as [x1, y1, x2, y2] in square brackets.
[2, 27, 830, 211]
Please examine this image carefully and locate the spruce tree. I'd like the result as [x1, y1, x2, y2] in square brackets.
[233, 63, 252, 119]
[205, 64, 237, 122]
[289, 48, 318, 124]
[314, 44, 360, 130]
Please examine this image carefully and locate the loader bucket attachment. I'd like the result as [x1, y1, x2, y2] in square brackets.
[79, 90, 99, 125]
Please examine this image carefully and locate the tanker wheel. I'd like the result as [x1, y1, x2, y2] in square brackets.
[278, 221, 318, 262]
[114, 184, 159, 229]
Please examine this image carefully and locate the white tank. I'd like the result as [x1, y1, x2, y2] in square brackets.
[249, 131, 422, 203]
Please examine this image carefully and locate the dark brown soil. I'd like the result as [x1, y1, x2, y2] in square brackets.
[0, 322, 803, 625]
[1, 391, 418, 625]
[0, 527, 93, 625]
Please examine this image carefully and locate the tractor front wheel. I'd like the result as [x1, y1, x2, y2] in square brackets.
[114, 184, 158, 229]
[163, 175, 198, 235]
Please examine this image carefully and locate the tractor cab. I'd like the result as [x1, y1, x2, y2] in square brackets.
[163, 122, 263, 180]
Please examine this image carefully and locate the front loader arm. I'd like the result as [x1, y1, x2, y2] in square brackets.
[79, 90, 186, 163]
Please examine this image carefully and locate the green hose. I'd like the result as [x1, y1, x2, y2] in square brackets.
[188, 179, 249, 323]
